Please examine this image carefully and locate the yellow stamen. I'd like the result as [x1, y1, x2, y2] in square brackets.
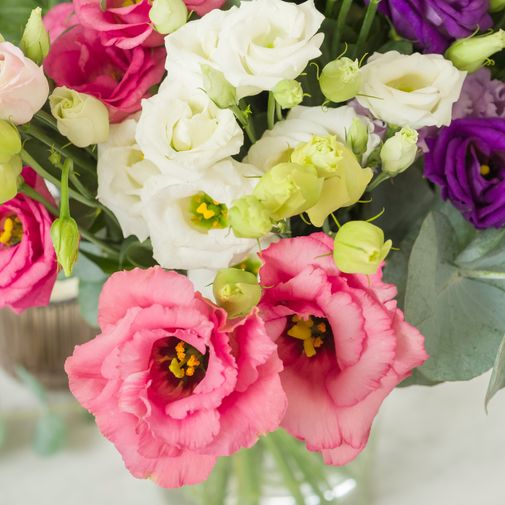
[317, 322, 327, 333]
[175, 341, 186, 361]
[303, 338, 317, 358]
[313, 337, 324, 349]
[196, 203, 216, 220]
[0, 218, 14, 245]
[287, 317, 314, 341]
[169, 358, 186, 379]
[186, 367, 195, 377]
[187, 355, 201, 368]
[480, 164, 491, 176]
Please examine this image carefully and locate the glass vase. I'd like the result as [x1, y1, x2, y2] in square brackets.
[162, 429, 375, 505]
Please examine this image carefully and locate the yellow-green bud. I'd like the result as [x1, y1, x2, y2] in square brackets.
[291, 135, 345, 178]
[149, 0, 188, 35]
[380, 127, 418, 176]
[50, 87, 110, 148]
[347, 118, 369, 157]
[201, 64, 237, 109]
[50, 217, 80, 277]
[490, 0, 505, 12]
[0, 121, 21, 163]
[20, 7, 50, 65]
[0, 156, 22, 204]
[273, 79, 304, 109]
[213, 268, 261, 318]
[253, 162, 324, 221]
[333, 221, 392, 275]
[320, 57, 362, 103]
[446, 30, 505, 73]
[229, 195, 273, 239]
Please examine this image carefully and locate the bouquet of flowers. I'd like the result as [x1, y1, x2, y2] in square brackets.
[2, 0, 505, 501]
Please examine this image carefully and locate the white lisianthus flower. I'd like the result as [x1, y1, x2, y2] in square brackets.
[164, 0, 324, 99]
[246, 105, 380, 170]
[136, 78, 243, 180]
[141, 159, 261, 270]
[97, 117, 160, 242]
[357, 51, 466, 129]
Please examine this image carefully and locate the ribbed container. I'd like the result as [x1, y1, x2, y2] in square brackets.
[0, 278, 96, 390]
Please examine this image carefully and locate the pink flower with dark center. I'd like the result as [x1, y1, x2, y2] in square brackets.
[0, 168, 57, 313]
[65, 267, 287, 488]
[259, 233, 428, 465]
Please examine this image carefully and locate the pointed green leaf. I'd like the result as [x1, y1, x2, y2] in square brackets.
[485, 334, 505, 411]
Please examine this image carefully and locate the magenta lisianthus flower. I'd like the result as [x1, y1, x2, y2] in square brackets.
[65, 267, 287, 488]
[73, 0, 164, 50]
[44, 26, 166, 123]
[43, 3, 77, 42]
[259, 233, 428, 465]
[185, 0, 226, 16]
[0, 168, 58, 313]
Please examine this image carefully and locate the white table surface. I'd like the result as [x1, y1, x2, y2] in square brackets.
[0, 368, 504, 505]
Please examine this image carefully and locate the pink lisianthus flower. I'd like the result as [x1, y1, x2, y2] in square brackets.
[65, 267, 287, 488]
[259, 233, 428, 465]
[185, 0, 226, 16]
[73, 0, 164, 49]
[0, 168, 57, 313]
[44, 26, 166, 123]
[43, 3, 77, 42]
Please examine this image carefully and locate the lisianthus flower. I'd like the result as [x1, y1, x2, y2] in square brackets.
[73, 0, 164, 49]
[376, 0, 492, 54]
[44, 26, 166, 123]
[43, 3, 77, 42]
[65, 267, 287, 488]
[259, 233, 428, 465]
[164, 0, 324, 99]
[0, 42, 49, 125]
[0, 168, 58, 313]
[425, 117, 505, 229]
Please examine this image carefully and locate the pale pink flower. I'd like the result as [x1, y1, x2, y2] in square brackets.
[259, 233, 428, 465]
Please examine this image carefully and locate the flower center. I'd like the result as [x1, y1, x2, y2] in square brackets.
[386, 73, 431, 92]
[480, 164, 491, 177]
[188, 192, 228, 232]
[0, 215, 23, 248]
[287, 315, 332, 358]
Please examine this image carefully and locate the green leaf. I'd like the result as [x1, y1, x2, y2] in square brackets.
[15, 366, 48, 405]
[405, 210, 505, 382]
[0, 0, 37, 43]
[33, 412, 66, 455]
[485, 333, 505, 411]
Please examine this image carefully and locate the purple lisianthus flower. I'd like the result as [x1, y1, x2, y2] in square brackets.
[378, 0, 492, 53]
[425, 118, 505, 229]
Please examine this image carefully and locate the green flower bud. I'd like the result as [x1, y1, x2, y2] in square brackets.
[20, 7, 50, 65]
[333, 221, 392, 275]
[253, 162, 324, 221]
[273, 79, 304, 109]
[446, 30, 505, 73]
[0, 121, 21, 164]
[490, 0, 505, 13]
[50, 87, 110, 148]
[0, 155, 22, 204]
[50, 217, 80, 277]
[201, 64, 237, 109]
[213, 268, 261, 318]
[229, 195, 273, 239]
[347, 118, 369, 157]
[380, 127, 418, 176]
[320, 57, 362, 103]
[291, 135, 345, 178]
[149, 0, 188, 35]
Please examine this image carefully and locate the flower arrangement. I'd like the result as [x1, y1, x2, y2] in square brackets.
[2, 0, 505, 501]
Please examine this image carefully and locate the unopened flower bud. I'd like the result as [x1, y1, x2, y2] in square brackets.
[380, 127, 418, 176]
[213, 268, 261, 318]
[320, 57, 362, 103]
[333, 221, 392, 275]
[0, 155, 22, 204]
[20, 7, 50, 65]
[0, 121, 21, 163]
[291, 135, 344, 178]
[229, 196, 272, 238]
[50, 87, 109, 148]
[201, 64, 237, 109]
[490, 0, 505, 13]
[50, 216, 80, 277]
[273, 79, 303, 109]
[347, 117, 369, 156]
[446, 30, 505, 73]
[253, 162, 323, 221]
[149, 0, 188, 35]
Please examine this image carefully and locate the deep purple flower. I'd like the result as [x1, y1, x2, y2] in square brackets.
[425, 118, 505, 229]
[378, 0, 492, 53]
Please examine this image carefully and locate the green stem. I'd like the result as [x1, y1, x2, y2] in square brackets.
[267, 92, 276, 130]
[78, 228, 120, 257]
[19, 184, 58, 216]
[59, 159, 72, 219]
[353, 0, 380, 59]
[232, 105, 257, 144]
[325, 0, 337, 17]
[367, 171, 391, 192]
[235, 449, 261, 505]
[204, 458, 232, 505]
[331, 0, 353, 56]
[262, 433, 305, 505]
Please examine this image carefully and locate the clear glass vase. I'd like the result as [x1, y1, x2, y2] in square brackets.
[162, 429, 375, 505]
